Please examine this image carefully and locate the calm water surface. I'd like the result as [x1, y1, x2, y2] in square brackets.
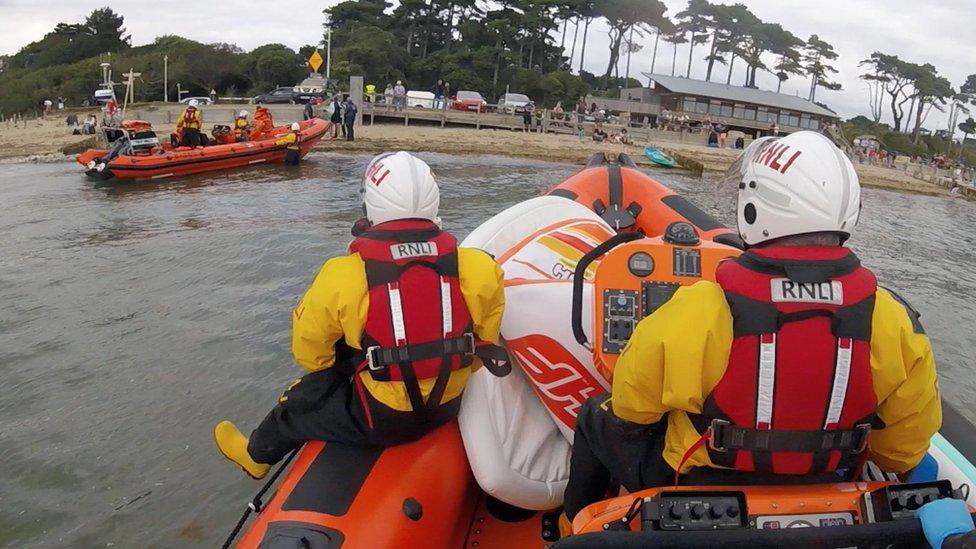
[1, 152, 974, 547]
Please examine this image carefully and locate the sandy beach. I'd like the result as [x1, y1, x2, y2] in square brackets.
[0, 114, 957, 198]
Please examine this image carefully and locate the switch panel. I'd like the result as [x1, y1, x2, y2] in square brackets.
[870, 480, 955, 521]
[603, 289, 638, 354]
[641, 491, 748, 531]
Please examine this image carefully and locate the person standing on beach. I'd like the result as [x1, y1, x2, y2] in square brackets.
[303, 100, 314, 121]
[343, 95, 358, 141]
[330, 95, 344, 138]
[432, 79, 445, 109]
[393, 81, 406, 112]
[522, 101, 535, 132]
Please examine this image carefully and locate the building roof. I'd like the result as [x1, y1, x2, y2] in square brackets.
[642, 73, 838, 118]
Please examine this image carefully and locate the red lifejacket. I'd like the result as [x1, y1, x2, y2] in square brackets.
[693, 246, 878, 476]
[348, 219, 476, 415]
[182, 109, 199, 129]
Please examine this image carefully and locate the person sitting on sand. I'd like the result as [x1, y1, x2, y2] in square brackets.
[592, 125, 608, 142]
[619, 128, 632, 145]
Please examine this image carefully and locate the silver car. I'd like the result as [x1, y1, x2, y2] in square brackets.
[497, 93, 531, 114]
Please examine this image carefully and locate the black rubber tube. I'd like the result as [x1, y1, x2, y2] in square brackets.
[552, 512, 976, 549]
[572, 231, 643, 346]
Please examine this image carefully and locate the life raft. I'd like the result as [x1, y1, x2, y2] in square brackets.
[76, 118, 330, 181]
[230, 154, 976, 549]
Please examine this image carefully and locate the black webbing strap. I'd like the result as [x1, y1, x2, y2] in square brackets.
[777, 308, 834, 328]
[397, 360, 429, 415]
[365, 334, 475, 370]
[424, 356, 455, 414]
[710, 420, 871, 454]
[475, 343, 512, 377]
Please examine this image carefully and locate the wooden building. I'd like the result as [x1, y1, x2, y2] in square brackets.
[589, 73, 839, 136]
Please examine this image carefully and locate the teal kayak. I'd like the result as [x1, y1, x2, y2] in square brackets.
[645, 145, 675, 168]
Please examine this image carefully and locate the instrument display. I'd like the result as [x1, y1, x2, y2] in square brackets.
[673, 248, 702, 277]
[755, 512, 855, 529]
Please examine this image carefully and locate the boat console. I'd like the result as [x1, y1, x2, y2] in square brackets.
[572, 222, 740, 377]
[564, 480, 972, 547]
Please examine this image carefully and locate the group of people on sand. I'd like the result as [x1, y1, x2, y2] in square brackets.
[211, 131, 963, 545]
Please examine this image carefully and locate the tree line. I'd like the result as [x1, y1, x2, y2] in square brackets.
[860, 53, 976, 146]
[323, 0, 843, 105]
[0, 8, 314, 115]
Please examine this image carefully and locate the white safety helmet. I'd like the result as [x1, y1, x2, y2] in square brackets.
[188, 99, 199, 108]
[720, 131, 860, 246]
[361, 151, 440, 226]
[238, 110, 248, 118]
[290, 122, 300, 131]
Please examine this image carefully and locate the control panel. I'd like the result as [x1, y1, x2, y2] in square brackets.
[592, 235, 741, 377]
[603, 290, 638, 354]
[641, 491, 747, 531]
[869, 480, 956, 521]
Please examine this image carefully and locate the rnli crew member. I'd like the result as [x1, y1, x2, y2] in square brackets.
[562, 131, 942, 521]
[233, 110, 249, 142]
[176, 99, 203, 147]
[275, 122, 303, 165]
[249, 106, 274, 140]
[214, 151, 507, 479]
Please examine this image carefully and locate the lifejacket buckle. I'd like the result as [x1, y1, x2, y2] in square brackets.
[365, 345, 385, 371]
[707, 419, 731, 453]
[854, 423, 871, 453]
[462, 333, 476, 356]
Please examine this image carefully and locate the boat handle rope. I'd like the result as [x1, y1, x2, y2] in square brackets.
[221, 448, 299, 549]
[572, 231, 643, 347]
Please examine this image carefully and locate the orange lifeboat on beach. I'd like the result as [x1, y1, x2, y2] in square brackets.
[225, 154, 976, 549]
[76, 118, 331, 181]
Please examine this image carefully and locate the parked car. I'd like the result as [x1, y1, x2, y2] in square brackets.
[179, 96, 215, 105]
[406, 90, 437, 109]
[252, 87, 296, 104]
[451, 90, 487, 113]
[496, 93, 531, 114]
[93, 88, 115, 105]
[293, 91, 326, 105]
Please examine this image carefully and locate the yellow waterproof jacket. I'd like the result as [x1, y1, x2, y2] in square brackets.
[274, 132, 299, 149]
[234, 118, 248, 137]
[611, 281, 941, 475]
[176, 108, 202, 130]
[292, 247, 505, 411]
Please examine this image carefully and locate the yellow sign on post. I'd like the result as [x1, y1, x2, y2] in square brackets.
[308, 51, 324, 73]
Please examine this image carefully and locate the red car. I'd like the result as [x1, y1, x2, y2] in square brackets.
[451, 90, 488, 113]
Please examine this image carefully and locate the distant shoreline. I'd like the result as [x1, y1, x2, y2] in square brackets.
[0, 114, 962, 200]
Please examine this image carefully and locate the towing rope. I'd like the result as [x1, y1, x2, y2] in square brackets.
[220, 449, 298, 549]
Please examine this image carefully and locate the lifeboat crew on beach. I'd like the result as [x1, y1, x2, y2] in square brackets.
[562, 131, 943, 523]
[233, 110, 249, 142]
[176, 99, 203, 148]
[275, 122, 303, 165]
[214, 151, 509, 479]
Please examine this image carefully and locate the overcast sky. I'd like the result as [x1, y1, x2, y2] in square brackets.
[2, 0, 973, 133]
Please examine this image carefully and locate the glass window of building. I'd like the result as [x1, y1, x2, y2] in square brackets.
[720, 103, 733, 117]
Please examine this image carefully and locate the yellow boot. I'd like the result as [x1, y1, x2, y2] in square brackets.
[214, 421, 271, 480]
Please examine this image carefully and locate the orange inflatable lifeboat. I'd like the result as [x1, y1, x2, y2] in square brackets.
[224, 154, 976, 549]
[548, 154, 743, 249]
[76, 118, 330, 181]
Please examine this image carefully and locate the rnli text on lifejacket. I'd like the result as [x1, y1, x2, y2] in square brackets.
[770, 278, 843, 305]
[390, 241, 438, 260]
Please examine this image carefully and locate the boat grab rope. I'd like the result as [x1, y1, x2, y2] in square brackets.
[220, 448, 299, 549]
